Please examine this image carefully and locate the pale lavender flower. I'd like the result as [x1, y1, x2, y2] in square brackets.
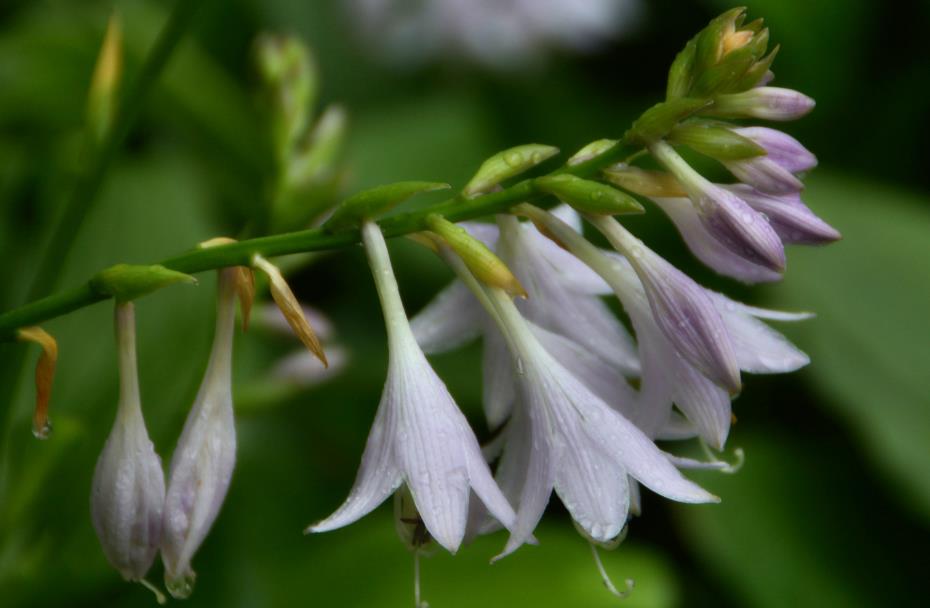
[726, 185, 842, 245]
[306, 221, 515, 553]
[650, 195, 783, 284]
[411, 208, 639, 429]
[589, 215, 742, 394]
[477, 284, 717, 557]
[650, 140, 786, 272]
[91, 302, 165, 585]
[721, 127, 816, 195]
[162, 268, 240, 599]
[528, 207, 811, 449]
[713, 87, 816, 121]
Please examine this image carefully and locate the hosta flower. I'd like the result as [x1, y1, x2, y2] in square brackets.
[650, 140, 787, 273]
[411, 207, 638, 428]
[720, 127, 815, 195]
[162, 268, 240, 598]
[473, 282, 717, 556]
[725, 185, 841, 245]
[307, 220, 516, 553]
[91, 302, 165, 584]
[526, 206, 811, 450]
[590, 214, 742, 394]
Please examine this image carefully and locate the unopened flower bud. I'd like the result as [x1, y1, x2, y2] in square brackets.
[90, 264, 196, 303]
[91, 303, 165, 584]
[463, 144, 559, 197]
[733, 127, 817, 173]
[162, 269, 240, 598]
[16, 326, 58, 439]
[589, 215, 742, 394]
[534, 174, 644, 216]
[708, 87, 815, 121]
[726, 186, 841, 245]
[650, 140, 785, 272]
[568, 139, 618, 166]
[425, 215, 526, 297]
[252, 254, 328, 366]
[325, 181, 450, 232]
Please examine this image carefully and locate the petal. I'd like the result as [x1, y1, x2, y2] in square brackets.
[664, 453, 732, 470]
[605, 224, 741, 393]
[460, 221, 499, 248]
[499, 216, 640, 374]
[393, 367, 473, 553]
[708, 292, 811, 374]
[697, 185, 787, 272]
[552, 422, 631, 543]
[670, 357, 732, 450]
[410, 280, 483, 354]
[495, 397, 555, 561]
[531, 356, 717, 504]
[651, 197, 783, 284]
[734, 127, 817, 173]
[307, 398, 403, 533]
[723, 157, 804, 195]
[482, 326, 516, 429]
[529, 322, 638, 411]
[529, 222, 612, 295]
[729, 186, 841, 245]
[655, 411, 700, 441]
[464, 436, 517, 533]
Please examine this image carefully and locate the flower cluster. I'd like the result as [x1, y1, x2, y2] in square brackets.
[304, 8, 837, 602]
[88, 248, 327, 601]
[14, 7, 840, 605]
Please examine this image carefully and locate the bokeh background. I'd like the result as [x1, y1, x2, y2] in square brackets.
[1, 0, 929, 606]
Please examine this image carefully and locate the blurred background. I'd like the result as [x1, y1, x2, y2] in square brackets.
[1, 0, 929, 606]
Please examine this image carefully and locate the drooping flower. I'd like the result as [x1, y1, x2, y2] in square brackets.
[444, 265, 717, 556]
[588, 214, 742, 394]
[524, 205, 811, 450]
[411, 207, 638, 429]
[650, 139, 787, 273]
[306, 220, 516, 553]
[91, 302, 165, 587]
[161, 268, 240, 599]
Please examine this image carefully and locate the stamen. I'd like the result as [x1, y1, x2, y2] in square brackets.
[700, 440, 745, 474]
[589, 542, 634, 600]
[139, 578, 168, 605]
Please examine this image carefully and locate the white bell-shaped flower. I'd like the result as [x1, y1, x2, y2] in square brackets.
[306, 221, 516, 553]
[91, 302, 165, 585]
[161, 268, 240, 598]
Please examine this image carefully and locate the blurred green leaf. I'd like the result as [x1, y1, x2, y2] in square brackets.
[679, 431, 923, 608]
[766, 173, 930, 519]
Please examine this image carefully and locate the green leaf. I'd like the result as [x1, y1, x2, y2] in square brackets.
[767, 173, 930, 519]
[679, 431, 919, 608]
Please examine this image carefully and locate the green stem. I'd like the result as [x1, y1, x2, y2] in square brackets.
[0, 139, 637, 337]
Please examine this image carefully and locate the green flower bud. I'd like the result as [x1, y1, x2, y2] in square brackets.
[324, 182, 450, 232]
[425, 215, 525, 297]
[90, 264, 196, 303]
[535, 174, 644, 216]
[568, 139, 618, 165]
[668, 122, 765, 161]
[463, 144, 559, 197]
[667, 39, 697, 100]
